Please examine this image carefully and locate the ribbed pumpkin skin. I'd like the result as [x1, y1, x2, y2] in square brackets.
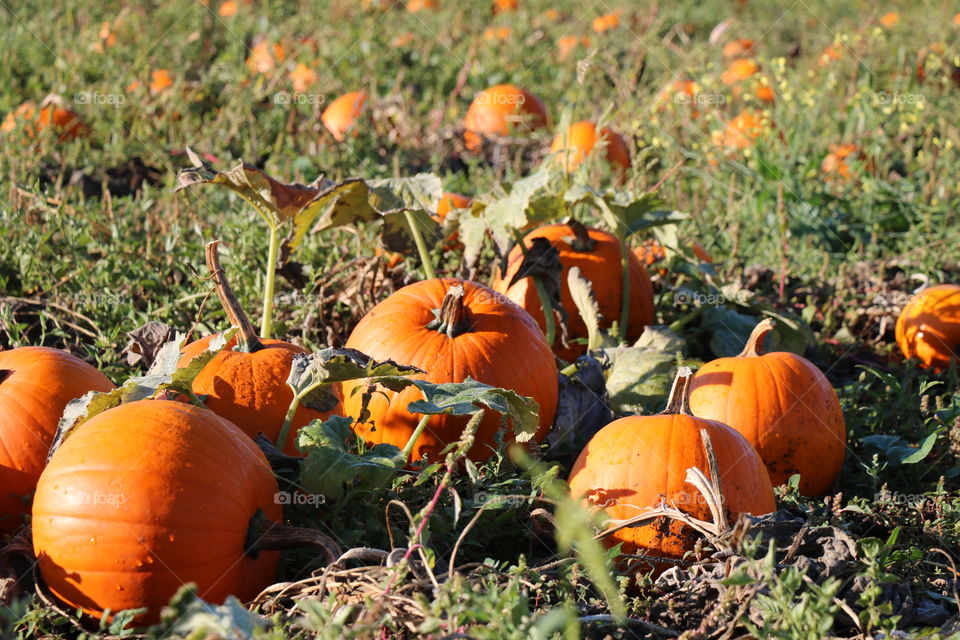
[32, 400, 281, 623]
[568, 414, 774, 561]
[549, 121, 631, 171]
[179, 335, 340, 455]
[341, 278, 558, 462]
[895, 284, 960, 372]
[688, 351, 846, 496]
[491, 224, 654, 362]
[463, 84, 548, 150]
[0, 347, 113, 534]
[321, 91, 367, 141]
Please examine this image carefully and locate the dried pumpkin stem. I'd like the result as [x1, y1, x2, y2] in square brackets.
[429, 284, 471, 338]
[245, 509, 340, 564]
[566, 217, 596, 252]
[512, 229, 556, 346]
[740, 318, 777, 357]
[661, 365, 694, 415]
[205, 240, 263, 353]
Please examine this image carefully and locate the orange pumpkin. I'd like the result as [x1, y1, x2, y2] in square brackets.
[821, 143, 868, 181]
[342, 279, 558, 462]
[33, 400, 281, 623]
[895, 284, 960, 372]
[688, 319, 846, 496]
[492, 222, 654, 362]
[722, 38, 756, 59]
[556, 35, 591, 60]
[321, 91, 367, 141]
[711, 109, 770, 150]
[436, 191, 471, 223]
[482, 26, 512, 42]
[592, 12, 620, 33]
[549, 121, 631, 171]
[721, 58, 760, 84]
[149, 69, 173, 95]
[179, 242, 340, 455]
[492, 0, 518, 13]
[289, 63, 318, 92]
[246, 40, 285, 74]
[406, 0, 438, 10]
[2, 99, 89, 142]
[879, 11, 899, 28]
[568, 368, 775, 568]
[0, 347, 113, 534]
[463, 84, 548, 150]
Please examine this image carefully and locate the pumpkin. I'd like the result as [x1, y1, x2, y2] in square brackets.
[492, 0, 518, 13]
[688, 319, 846, 496]
[436, 192, 471, 223]
[2, 98, 89, 142]
[179, 242, 340, 455]
[754, 83, 775, 104]
[549, 121, 631, 172]
[556, 35, 590, 60]
[721, 58, 760, 84]
[406, 0, 438, 11]
[879, 11, 899, 28]
[0, 347, 113, 534]
[245, 40, 285, 74]
[592, 12, 620, 33]
[568, 368, 775, 569]
[492, 222, 654, 362]
[482, 26, 512, 42]
[895, 284, 960, 372]
[821, 143, 872, 181]
[290, 63, 318, 92]
[33, 400, 281, 623]
[149, 69, 173, 95]
[341, 279, 558, 462]
[711, 109, 770, 150]
[463, 84, 548, 151]
[321, 91, 367, 141]
[722, 38, 756, 59]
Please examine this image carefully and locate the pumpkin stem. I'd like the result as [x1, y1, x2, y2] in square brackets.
[740, 318, 777, 357]
[662, 366, 694, 415]
[428, 283, 472, 338]
[205, 240, 263, 353]
[245, 509, 340, 564]
[566, 217, 596, 252]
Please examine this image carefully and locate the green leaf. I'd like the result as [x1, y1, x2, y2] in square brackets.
[298, 416, 406, 500]
[602, 345, 678, 414]
[158, 584, 268, 636]
[566, 266, 606, 352]
[700, 306, 757, 357]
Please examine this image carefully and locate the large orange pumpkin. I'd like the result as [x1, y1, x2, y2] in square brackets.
[568, 368, 775, 569]
[321, 91, 367, 141]
[2, 99, 89, 142]
[33, 400, 281, 623]
[492, 222, 654, 362]
[688, 319, 846, 496]
[463, 84, 548, 150]
[0, 347, 113, 534]
[549, 121, 631, 171]
[179, 242, 340, 455]
[895, 284, 960, 372]
[341, 278, 558, 462]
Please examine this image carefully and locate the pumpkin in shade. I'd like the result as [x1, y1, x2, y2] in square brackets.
[341, 279, 558, 462]
[549, 121, 631, 172]
[463, 84, 548, 151]
[688, 319, 846, 496]
[0, 347, 113, 534]
[321, 91, 367, 141]
[568, 368, 775, 569]
[895, 284, 960, 372]
[179, 242, 340, 455]
[32, 400, 282, 623]
[492, 221, 654, 362]
[434, 192, 471, 248]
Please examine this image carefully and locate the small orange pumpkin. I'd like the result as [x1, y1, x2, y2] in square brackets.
[341, 279, 558, 462]
[895, 284, 960, 372]
[463, 84, 548, 150]
[592, 12, 620, 33]
[556, 35, 591, 60]
[321, 90, 367, 141]
[180, 242, 340, 454]
[0, 347, 113, 533]
[33, 400, 282, 623]
[549, 121, 631, 171]
[492, 222, 654, 362]
[722, 38, 756, 59]
[721, 58, 760, 84]
[492, 0, 518, 13]
[568, 368, 775, 568]
[688, 319, 847, 496]
[711, 109, 771, 150]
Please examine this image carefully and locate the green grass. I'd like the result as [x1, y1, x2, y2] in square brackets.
[2, 0, 960, 637]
